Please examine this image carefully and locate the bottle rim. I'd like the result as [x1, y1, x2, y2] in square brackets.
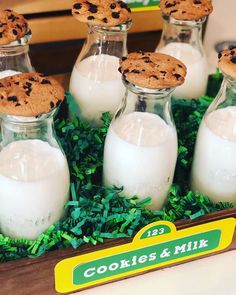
[88, 19, 132, 34]
[0, 109, 56, 124]
[162, 14, 206, 27]
[121, 75, 175, 96]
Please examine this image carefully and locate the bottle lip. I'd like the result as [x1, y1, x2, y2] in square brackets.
[88, 19, 132, 33]
[0, 29, 32, 48]
[163, 14, 206, 26]
[0, 109, 56, 124]
[122, 76, 175, 96]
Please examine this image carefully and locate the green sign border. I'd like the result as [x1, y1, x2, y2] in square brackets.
[73, 229, 221, 285]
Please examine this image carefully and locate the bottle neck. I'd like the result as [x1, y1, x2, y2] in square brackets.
[114, 79, 175, 127]
[207, 76, 236, 114]
[80, 21, 131, 60]
[0, 116, 58, 149]
[158, 15, 205, 54]
[0, 44, 33, 74]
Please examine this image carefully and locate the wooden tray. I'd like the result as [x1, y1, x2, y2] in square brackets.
[1, 208, 236, 295]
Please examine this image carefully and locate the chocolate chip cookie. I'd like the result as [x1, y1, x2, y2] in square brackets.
[0, 9, 30, 45]
[119, 52, 187, 89]
[0, 73, 65, 117]
[160, 0, 213, 21]
[72, 0, 131, 27]
[218, 48, 236, 79]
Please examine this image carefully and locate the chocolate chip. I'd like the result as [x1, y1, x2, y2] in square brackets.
[178, 64, 183, 68]
[0, 83, 3, 87]
[131, 69, 140, 74]
[87, 16, 95, 20]
[50, 101, 55, 108]
[88, 5, 98, 13]
[26, 89, 32, 96]
[150, 75, 159, 80]
[73, 3, 82, 9]
[174, 73, 182, 80]
[170, 9, 178, 14]
[41, 79, 51, 85]
[218, 52, 222, 59]
[119, 1, 128, 9]
[110, 3, 116, 9]
[123, 69, 129, 74]
[14, 82, 20, 85]
[112, 12, 120, 19]
[160, 71, 167, 75]
[8, 96, 18, 102]
[26, 82, 32, 87]
[121, 57, 127, 61]
[120, 2, 131, 13]
[231, 57, 236, 64]
[193, 0, 202, 4]
[15, 103, 21, 107]
[12, 29, 18, 35]
[230, 51, 235, 56]
[0, 23, 3, 28]
[103, 18, 108, 23]
[16, 24, 22, 31]
[28, 77, 36, 82]
[8, 14, 17, 22]
[165, 1, 176, 8]
[0, 33, 3, 38]
[118, 67, 122, 73]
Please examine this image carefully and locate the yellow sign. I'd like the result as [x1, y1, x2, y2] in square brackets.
[55, 218, 236, 293]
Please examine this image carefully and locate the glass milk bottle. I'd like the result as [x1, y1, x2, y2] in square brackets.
[103, 52, 186, 210]
[0, 11, 34, 78]
[191, 48, 236, 205]
[0, 74, 70, 240]
[156, 0, 213, 99]
[70, 2, 132, 125]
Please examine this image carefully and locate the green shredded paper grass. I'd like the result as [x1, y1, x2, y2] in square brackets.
[0, 73, 234, 262]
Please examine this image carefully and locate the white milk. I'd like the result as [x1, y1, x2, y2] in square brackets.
[159, 43, 208, 99]
[103, 112, 178, 209]
[69, 54, 125, 125]
[0, 70, 21, 79]
[0, 139, 70, 239]
[191, 106, 236, 204]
